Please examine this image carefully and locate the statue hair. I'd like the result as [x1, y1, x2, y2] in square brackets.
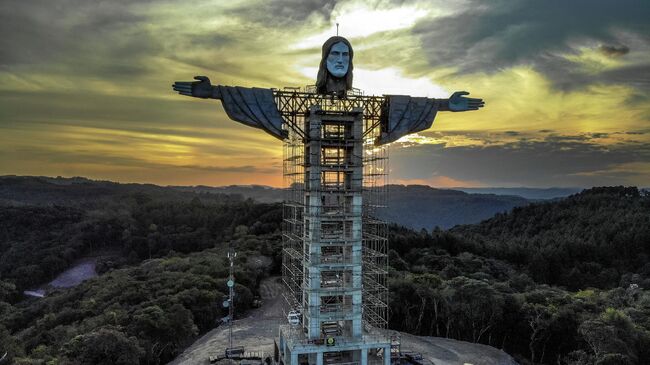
[316, 36, 354, 95]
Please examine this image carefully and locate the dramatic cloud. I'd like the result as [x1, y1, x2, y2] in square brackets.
[0, 0, 161, 79]
[412, 0, 650, 90]
[228, 0, 337, 27]
[391, 135, 650, 187]
[599, 44, 630, 57]
[0, 0, 648, 187]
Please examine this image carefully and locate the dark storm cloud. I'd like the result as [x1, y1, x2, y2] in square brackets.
[0, 0, 160, 77]
[392, 133, 650, 187]
[413, 0, 650, 90]
[228, 0, 337, 27]
[599, 44, 630, 57]
[598, 64, 650, 90]
[534, 53, 650, 92]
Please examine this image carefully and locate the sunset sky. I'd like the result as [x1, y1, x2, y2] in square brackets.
[1, 0, 649, 188]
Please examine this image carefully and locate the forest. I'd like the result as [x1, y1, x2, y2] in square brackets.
[388, 186, 650, 364]
[0, 178, 649, 365]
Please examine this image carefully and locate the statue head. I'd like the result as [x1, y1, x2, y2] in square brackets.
[316, 36, 354, 96]
[326, 42, 350, 77]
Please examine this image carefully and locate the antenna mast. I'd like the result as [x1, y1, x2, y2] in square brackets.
[336, 22, 339, 36]
[227, 243, 237, 350]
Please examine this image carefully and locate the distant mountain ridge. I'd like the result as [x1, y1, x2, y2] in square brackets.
[169, 183, 532, 229]
[171, 184, 285, 203]
[382, 184, 529, 229]
[453, 187, 582, 200]
[0, 175, 246, 208]
[1, 176, 531, 229]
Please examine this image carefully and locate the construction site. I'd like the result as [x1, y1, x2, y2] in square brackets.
[169, 33, 490, 365]
[169, 87, 514, 365]
[176, 87, 397, 365]
[169, 276, 516, 365]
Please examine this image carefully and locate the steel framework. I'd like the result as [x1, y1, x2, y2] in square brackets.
[280, 86, 389, 339]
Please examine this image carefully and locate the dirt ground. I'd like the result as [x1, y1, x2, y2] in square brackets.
[169, 277, 518, 365]
[169, 277, 285, 365]
[394, 333, 518, 365]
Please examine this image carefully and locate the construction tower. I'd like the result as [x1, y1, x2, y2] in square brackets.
[279, 89, 390, 365]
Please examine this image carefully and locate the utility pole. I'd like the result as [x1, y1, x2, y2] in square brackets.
[227, 243, 236, 351]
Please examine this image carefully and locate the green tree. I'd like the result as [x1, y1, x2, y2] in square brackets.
[579, 308, 638, 364]
[63, 327, 144, 365]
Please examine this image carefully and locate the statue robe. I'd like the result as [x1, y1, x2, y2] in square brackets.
[376, 95, 445, 145]
[217, 86, 287, 140]
[216, 86, 444, 145]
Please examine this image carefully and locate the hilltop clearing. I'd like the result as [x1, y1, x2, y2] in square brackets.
[170, 277, 517, 365]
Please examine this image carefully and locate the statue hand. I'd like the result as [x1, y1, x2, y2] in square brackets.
[448, 91, 484, 112]
[172, 76, 213, 98]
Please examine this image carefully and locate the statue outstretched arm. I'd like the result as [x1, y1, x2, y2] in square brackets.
[172, 76, 222, 99]
[377, 91, 485, 145]
[172, 76, 286, 140]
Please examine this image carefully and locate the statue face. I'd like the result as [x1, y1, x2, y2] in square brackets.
[326, 42, 350, 78]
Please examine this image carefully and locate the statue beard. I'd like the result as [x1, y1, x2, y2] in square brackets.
[325, 74, 348, 97]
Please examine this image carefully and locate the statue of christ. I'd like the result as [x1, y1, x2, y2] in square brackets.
[172, 36, 484, 144]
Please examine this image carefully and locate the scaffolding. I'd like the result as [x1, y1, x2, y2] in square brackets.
[280, 87, 389, 365]
[361, 106, 388, 331]
[282, 118, 305, 313]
